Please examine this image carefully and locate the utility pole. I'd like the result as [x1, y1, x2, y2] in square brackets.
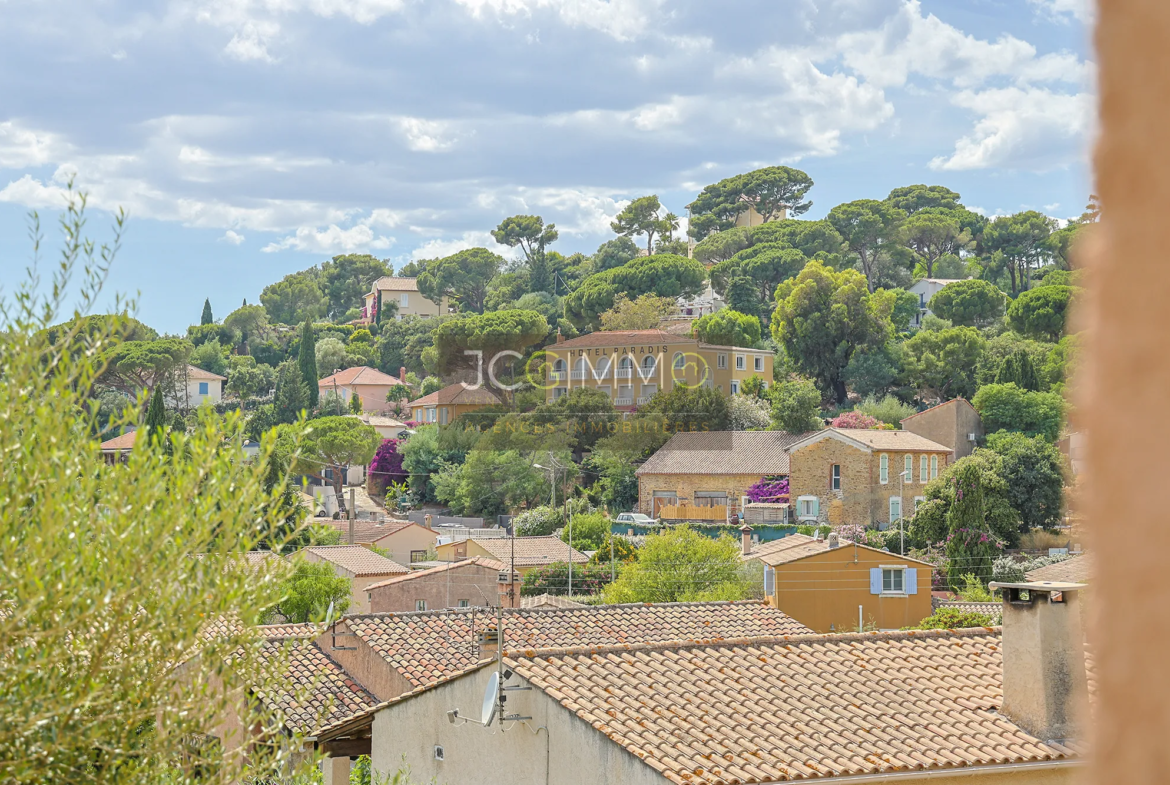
[348, 487, 356, 545]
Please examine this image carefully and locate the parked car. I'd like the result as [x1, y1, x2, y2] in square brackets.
[615, 512, 656, 525]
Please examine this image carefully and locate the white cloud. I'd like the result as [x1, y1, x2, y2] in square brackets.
[0, 174, 72, 208]
[395, 117, 458, 152]
[408, 230, 500, 260]
[224, 28, 276, 62]
[1029, 0, 1091, 23]
[929, 87, 1092, 171]
[0, 121, 70, 169]
[262, 223, 393, 253]
[453, 0, 662, 41]
[220, 229, 246, 244]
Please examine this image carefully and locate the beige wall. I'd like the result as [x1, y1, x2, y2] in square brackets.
[411, 402, 492, 425]
[300, 551, 398, 615]
[368, 563, 504, 613]
[637, 472, 764, 517]
[364, 289, 448, 321]
[788, 438, 947, 527]
[371, 526, 438, 566]
[768, 543, 933, 633]
[901, 401, 983, 460]
[314, 620, 416, 703]
[318, 381, 404, 414]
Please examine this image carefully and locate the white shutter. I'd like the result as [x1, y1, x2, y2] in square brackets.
[764, 566, 775, 596]
[869, 568, 882, 595]
[906, 568, 918, 595]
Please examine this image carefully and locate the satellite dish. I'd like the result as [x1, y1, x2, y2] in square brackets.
[481, 671, 500, 726]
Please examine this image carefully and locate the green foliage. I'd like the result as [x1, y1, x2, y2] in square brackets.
[913, 608, 996, 630]
[586, 450, 641, 512]
[398, 424, 481, 502]
[298, 321, 319, 406]
[565, 253, 705, 328]
[972, 383, 1065, 441]
[1007, 284, 1076, 342]
[709, 244, 807, 320]
[884, 288, 921, 332]
[995, 349, 1041, 391]
[592, 236, 640, 272]
[374, 316, 448, 377]
[492, 215, 559, 293]
[268, 559, 351, 623]
[273, 361, 309, 425]
[885, 184, 961, 215]
[420, 376, 443, 396]
[985, 432, 1066, 530]
[956, 573, 996, 602]
[433, 448, 551, 518]
[692, 309, 761, 347]
[598, 293, 676, 331]
[827, 199, 905, 292]
[521, 562, 614, 597]
[908, 450, 1021, 552]
[190, 338, 229, 377]
[320, 254, 392, 321]
[602, 526, 753, 603]
[992, 552, 1071, 584]
[562, 512, 610, 551]
[531, 387, 619, 452]
[294, 417, 381, 512]
[693, 227, 752, 265]
[261, 268, 329, 325]
[844, 347, 900, 399]
[223, 304, 271, 351]
[200, 298, 213, 325]
[769, 378, 823, 432]
[97, 338, 192, 399]
[900, 326, 986, 400]
[928, 279, 1006, 327]
[982, 211, 1054, 294]
[687, 166, 814, 240]
[143, 385, 168, 445]
[315, 337, 348, 379]
[431, 310, 548, 390]
[513, 505, 564, 537]
[898, 211, 969, 278]
[610, 194, 671, 253]
[975, 332, 1054, 389]
[770, 261, 894, 403]
[416, 247, 503, 313]
[349, 390, 363, 414]
[856, 394, 917, 426]
[639, 383, 731, 433]
[588, 534, 639, 566]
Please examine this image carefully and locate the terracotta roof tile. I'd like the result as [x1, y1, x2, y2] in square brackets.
[746, 533, 936, 568]
[301, 545, 410, 576]
[341, 601, 812, 691]
[255, 638, 378, 735]
[550, 329, 686, 350]
[900, 398, 977, 423]
[790, 427, 952, 453]
[364, 556, 507, 591]
[521, 593, 587, 609]
[636, 431, 809, 477]
[1026, 554, 1091, 583]
[932, 599, 1002, 620]
[407, 382, 500, 408]
[505, 628, 1085, 783]
[312, 518, 421, 545]
[472, 536, 588, 567]
[372, 276, 421, 292]
[186, 364, 227, 381]
[100, 431, 137, 450]
[318, 366, 406, 387]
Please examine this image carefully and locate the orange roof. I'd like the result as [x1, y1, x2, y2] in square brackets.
[371, 276, 421, 293]
[100, 431, 137, 451]
[364, 556, 507, 592]
[300, 545, 410, 576]
[318, 366, 406, 388]
[407, 382, 500, 408]
[310, 518, 418, 545]
[187, 364, 226, 381]
[550, 329, 688, 350]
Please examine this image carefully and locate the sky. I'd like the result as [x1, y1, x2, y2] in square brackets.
[0, 0, 1093, 334]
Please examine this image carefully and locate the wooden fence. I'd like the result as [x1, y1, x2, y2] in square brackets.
[658, 504, 729, 522]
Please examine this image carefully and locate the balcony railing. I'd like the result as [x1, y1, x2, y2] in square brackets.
[636, 396, 650, 404]
[570, 370, 588, 380]
[615, 368, 633, 378]
[548, 371, 566, 381]
[614, 397, 633, 406]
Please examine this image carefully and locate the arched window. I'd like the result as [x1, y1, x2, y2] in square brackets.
[594, 356, 611, 378]
[641, 355, 657, 372]
[673, 352, 686, 369]
[553, 358, 566, 373]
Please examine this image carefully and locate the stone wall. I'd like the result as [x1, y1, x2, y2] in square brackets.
[637, 472, 766, 517]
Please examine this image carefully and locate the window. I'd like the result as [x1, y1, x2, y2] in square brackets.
[439, 407, 449, 425]
[882, 568, 905, 594]
[598, 385, 612, 398]
[198, 381, 209, 395]
[426, 408, 437, 423]
[694, 491, 728, 507]
[673, 352, 686, 370]
[400, 292, 410, 307]
[730, 380, 740, 394]
[754, 356, 764, 372]
[830, 464, 841, 491]
[879, 454, 889, 484]
[930, 455, 939, 479]
[415, 599, 427, 611]
[717, 354, 727, 369]
[889, 495, 902, 523]
[904, 455, 913, 482]
[913, 496, 925, 514]
[797, 496, 819, 520]
[553, 358, 566, 373]
[595, 357, 611, 378]
[457, 599, 470, 608]
[640, 384, 657, 401]
[640, 355, 657, 376]
[553, 387, 567, 399]
[736, 354, 746, 370]
[410, 550, 428, 563]
[919, 455, 929, 483]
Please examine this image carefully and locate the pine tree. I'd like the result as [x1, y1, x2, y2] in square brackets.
[349, 391, 363, 414]
[995, 349, 1041, 391]
[273, 361, 308, 424]
[200, 298, 213, 325]
[297, 321, 319, 406]
[143, 386, 167, 445]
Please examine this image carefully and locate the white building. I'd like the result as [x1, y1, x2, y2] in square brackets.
[169, 365, 225, 409]
[674, 281, 725, 319]
[908, 278, 964, 328]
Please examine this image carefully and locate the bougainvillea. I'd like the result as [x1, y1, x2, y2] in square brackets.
[832, 524, 867, 544]
[746, 476, 789, 503]
[367, 438, 407, 497]
[829, 410, 882, 429]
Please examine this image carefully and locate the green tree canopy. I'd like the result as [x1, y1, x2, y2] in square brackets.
[260, 268, 328, 325]
[190, 338, 229, 377]
[294, 416, 381, 516]
[592, 236, 640, 272]
[272, 360, 309, 424]
[298, 320, 319, 405]
[399, 424, 483, 502]
[639, 384, 731, 433]
[610, 195, 671, 254]
[602, 526, 754, 603]
[693, 227, 752, 265]
[268, 559, 351, 623]
[995, 349, 1041, 391]
[374, 315, 449, 377]
[692, 309, 762, 347]
[885, 184, 961, 215]
[909, 450, 1021, 553]
[531, 387, 619, 453]
[416, 247, 503, 314]
[1007, 284, 1076, 342]
[226, 356, 276, 400]
[200, 297, 213, 325]
[598, 293, 676, 331]
[827, 199, 905, 292]
[98, 338, 192, 398]
[928, 279, 1006, 327]
[770, 261, 894, 403]
[433, 449, 551, 518]
[565, 253, 705, 329]
[985, 432, 1066, 531]
[492, 214, 558, 293]
[142, 385, 167, 445]
[901, 326, 987, 400]
[320, 254, 392, 320]
[972, 383, 1065, 441]
[769, 378, 823, 432]
[431, 310, 548, 394]
[710, 244, 807, 320]
[899, 211, 970, 278]
[982, 211, 1054, 294]
[223, 303, 270, 351]
[687, 166, 815, 240]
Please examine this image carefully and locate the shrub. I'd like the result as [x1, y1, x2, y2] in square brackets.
[796, 525, 832, 538]
[830, 410, 882, 429]
[513, 505, 564, 537]
[587, 534, 639, 566]
[956, 573, 995, 602]
[746, 476, 789, 503]
[856, 394, 916, 426]
[521, 562, 614, 596]
[561, 512, 610, 551]
[367, 439, 407, 497]
[833, 524, 867, 544]
[913, 608, 997, 630]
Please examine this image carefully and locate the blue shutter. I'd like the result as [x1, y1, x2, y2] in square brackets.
[869, 568, 882, 595]
[812, 497, 820, 519]
[764, 566, 775, 596]
[906, 568, 918, 595]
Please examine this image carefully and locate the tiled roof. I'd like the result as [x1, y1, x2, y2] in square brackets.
[636, 431, 809, 477]
[506, 628, 1084, 784]
[551, 329, 687, 349]
[407, 382, 500, 408]
[255, 637, 378, 736]
[788, 427, 952, 454]
[187, 364, 227, 381]
[747, 533, 935, 568]
[932, 599, 1002, 620]
[340, 601, 812, 690]
[257, 621, 321, 638]
[521, 593, 587, 609]
[472, 536, 589, 566]
[372, 276, 421, 292]
[317, 366, 406, 387]
[100, 431, 137, 450]
[1026, 554, 1091, 583]
[312, 518, 420, 545]
[364, 556, 507, 592]
[300, 545, 409, 576]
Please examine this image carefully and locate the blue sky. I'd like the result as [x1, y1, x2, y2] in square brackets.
[0, 0, 1093, 333]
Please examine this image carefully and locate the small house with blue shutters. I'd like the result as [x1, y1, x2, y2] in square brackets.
[744, 531, 934, 633]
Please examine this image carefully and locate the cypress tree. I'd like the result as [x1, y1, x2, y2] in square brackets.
[200, 298, 213, 325]
[273, 361, 309, 424]
[143, 386, 167, 445]
[350, 391, 363, 414]
[995, 349, 1040, 391]
[943, 460, 997, 588]
[298, 321, 319, 406]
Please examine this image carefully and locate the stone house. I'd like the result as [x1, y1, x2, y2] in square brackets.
[786, 428, 952, 528]
[900, 398, 983, 460]
[365, 556, 512, 613]
[635, 431, 808, 518]
[299, 545, 409, 614]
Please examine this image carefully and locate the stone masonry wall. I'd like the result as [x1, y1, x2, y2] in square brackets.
[637, 473, 768, 517]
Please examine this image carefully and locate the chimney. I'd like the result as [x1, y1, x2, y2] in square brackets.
[399, 366, 407, 383]
[989, 581, 1088, 741]
[739, 524, 753, 556]
[827, 532, 839, 549]
[555, 329, 565, 344]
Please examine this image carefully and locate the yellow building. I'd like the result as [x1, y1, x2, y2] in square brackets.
[361, 277, 449, 323]
[407, 382, 500, 426]
[542, 329, 773, 409]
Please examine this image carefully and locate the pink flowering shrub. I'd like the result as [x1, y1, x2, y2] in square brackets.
[746, 476, 789, 503]
[832, 524, 867, 544]
[367, 439, 407, 497]
[830, 410, 882, 429]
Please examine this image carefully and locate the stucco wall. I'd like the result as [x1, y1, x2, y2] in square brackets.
[369, 563, 502, 613]
[637, 472, 765, 517]
[769, 543, 933, 632]
[300, 552, 397, 615]
[371, 526, 437, 566]
[901, 400, 983, 460]
[370, 666, 663, 785]
[314, 621, 416, 703]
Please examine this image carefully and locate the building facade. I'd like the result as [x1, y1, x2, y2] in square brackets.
[360, 277, 449, 323]
[366, 557, 512, 613]
[908, 278, 964, 328]
[900, 398, 983, 460]
[542, 329, 773, 410]
[407, 382, 500, 426]
[317, 366, 409, 414]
